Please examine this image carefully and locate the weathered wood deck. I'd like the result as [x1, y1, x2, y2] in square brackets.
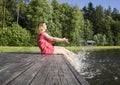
[0, 52, 89, 85]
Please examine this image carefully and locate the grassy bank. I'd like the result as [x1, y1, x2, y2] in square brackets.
[66, 46, 120, 52]
[0, 46, 120, 53]
[0, 46, 40, 53]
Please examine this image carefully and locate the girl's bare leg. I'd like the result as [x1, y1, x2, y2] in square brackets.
[53, 46, 81, 71]
[53, 46, 73, 64]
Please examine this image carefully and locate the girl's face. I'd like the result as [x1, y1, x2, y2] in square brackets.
[43, 23, 47, 30]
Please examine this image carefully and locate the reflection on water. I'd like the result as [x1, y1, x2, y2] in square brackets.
[78, 49, 120, 85]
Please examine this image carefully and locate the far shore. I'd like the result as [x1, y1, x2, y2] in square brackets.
[0, 46, 120, 53]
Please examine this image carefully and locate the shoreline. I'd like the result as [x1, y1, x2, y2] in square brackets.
[0, 46, 120, 53]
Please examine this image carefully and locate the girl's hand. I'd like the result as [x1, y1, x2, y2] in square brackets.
[63, 38, 69, 44]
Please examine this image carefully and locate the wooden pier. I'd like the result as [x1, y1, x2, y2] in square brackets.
[0, 52, 90, 85]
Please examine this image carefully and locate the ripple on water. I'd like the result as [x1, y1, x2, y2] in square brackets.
[76, 49, 120, 85]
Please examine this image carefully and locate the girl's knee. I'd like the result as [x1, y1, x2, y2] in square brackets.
[60, 47, 67, 51]
[62, 51, 68, 56]
[56, 46, 64, 49]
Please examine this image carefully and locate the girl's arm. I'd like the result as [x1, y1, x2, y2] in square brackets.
[43, 32, 69, 43]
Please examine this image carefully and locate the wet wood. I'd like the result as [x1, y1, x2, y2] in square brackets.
[0, 52, 90, 85]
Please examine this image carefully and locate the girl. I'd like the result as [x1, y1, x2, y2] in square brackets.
[37, 22, 73, 63]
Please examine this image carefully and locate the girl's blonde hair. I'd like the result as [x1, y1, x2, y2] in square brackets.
[37, 22, 45, 34]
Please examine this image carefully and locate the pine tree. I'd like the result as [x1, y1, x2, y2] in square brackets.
[93, 5, 105, 34]
[111, 8, 120, 21]
[104, 6, 112, 17]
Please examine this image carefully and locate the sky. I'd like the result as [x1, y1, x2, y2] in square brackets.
[57, 0, 120, 11]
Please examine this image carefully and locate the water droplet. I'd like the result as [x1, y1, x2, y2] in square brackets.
[114, 76, 118, 80]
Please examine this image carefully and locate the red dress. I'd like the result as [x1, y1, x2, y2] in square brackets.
[37, 32, 54, 55]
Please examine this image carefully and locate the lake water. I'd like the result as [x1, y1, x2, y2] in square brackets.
[78, 49, 120, 85]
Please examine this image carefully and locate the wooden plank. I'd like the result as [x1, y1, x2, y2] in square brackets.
[7, 55, 45, 85]
[45, 56, 66, 85]
[63, 56, 90, 85]
[30, 57, 51, 85]
[0, 62, 33, 85]
[0, 64, 16, 73]
[0, 53, 25, 67]
[30, 55, 81, 85]
[56, 56, 81, 85]
[0, 53, 89, 85]
[8, 62, 45, 85]
[0, 52, 40, 68]
[0, 53, 43, 85]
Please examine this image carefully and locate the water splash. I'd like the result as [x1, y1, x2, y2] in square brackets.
[68, 47, 89, 72]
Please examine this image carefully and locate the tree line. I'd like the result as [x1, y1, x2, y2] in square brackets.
[0, 0, 120, 46]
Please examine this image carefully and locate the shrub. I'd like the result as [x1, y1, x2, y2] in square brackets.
[0, 24, 31, 46]
[94, 33, 107, 46]
[0, 28, 11, 45]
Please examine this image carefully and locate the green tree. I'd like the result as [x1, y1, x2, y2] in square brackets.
[59, 3, 72, 38]
[87, 2, 95, 22]
[111, 21, 120, 45]
[94, 33, 107, 46]
[104, 16, 114, 45]
[24, 0, 53, 46]
[93, 5, 105, 34]
[70, 5, 84, 45]
[82, 6, 87, 19]
[51, 1, 74, 46]
[112, 8, 119, 14]
[104, 6, 112, 17]
[11, 0, 29, 28]
[16, 0, 23, 24]
[1, 0, 6, 28]
[50, 0, 62, 38]
[82, 2, 95, 22]
[0, 0, 2, 27]
[111, 8, 120, 21]
[26, 0, 52, 34]
[0, 0, 16, 28]
[84, 20, 93, 44]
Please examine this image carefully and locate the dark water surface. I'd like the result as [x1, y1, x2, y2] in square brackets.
[79, 49, 120, 85]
